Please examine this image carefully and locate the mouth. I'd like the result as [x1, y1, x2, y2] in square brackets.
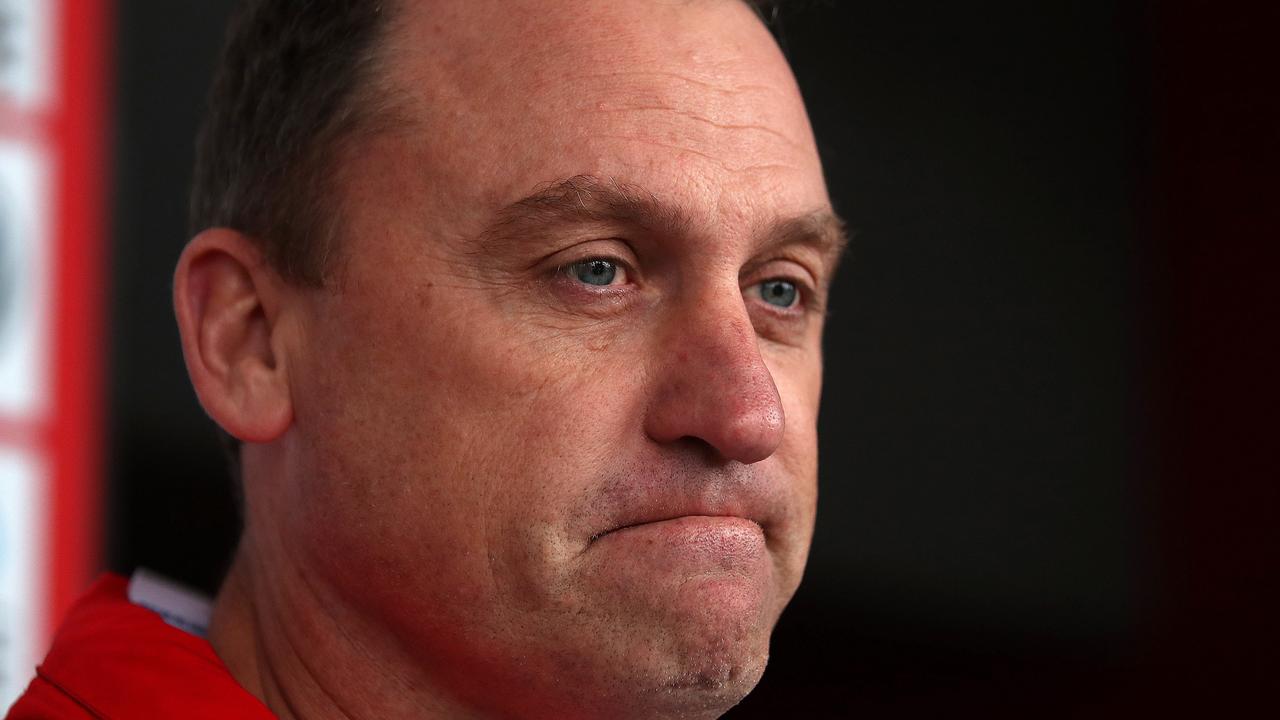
[579, 465, 786, 557]
[587, 514, 765, 545]
[581, 514, 770, 572]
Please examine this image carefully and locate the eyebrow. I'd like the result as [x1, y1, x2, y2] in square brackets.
[478, 174, 849, 273]
[759, 208, 850, 281]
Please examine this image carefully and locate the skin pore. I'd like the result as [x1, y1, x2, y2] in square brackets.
[174, 1, 842, 718]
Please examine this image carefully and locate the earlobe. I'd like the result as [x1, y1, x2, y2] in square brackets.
[173, 229, 294, 444]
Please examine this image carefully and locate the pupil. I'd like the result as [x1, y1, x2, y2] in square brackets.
[761, 280, 797, 307]
[576, 260, 616, 286]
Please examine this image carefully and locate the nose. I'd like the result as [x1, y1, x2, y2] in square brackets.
[643, 292, 785, 465]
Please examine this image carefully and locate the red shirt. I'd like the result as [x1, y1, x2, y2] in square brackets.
[5, 574, 274, 719]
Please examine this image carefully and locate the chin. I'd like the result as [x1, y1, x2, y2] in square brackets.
[663, 648, 769, 704]
[524, 600, 774, 720]
[626, 653, 769, 720]
[670, 641, 768, 687]
[627, 611, 775, 719]
[624, 573, 785, 715]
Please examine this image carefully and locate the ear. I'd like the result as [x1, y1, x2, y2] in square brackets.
[173, 229, 293, 444]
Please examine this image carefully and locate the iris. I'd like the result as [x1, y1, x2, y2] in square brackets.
[573, 259, 617, 286]
[759, 279, 798, 308]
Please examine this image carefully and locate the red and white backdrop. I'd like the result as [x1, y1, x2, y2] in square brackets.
[0, 0, 109, 705]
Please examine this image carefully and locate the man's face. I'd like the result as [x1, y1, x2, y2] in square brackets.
[261, 0, 838, 716]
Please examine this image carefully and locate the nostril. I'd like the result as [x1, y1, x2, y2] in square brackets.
[672, 435, 723, 465]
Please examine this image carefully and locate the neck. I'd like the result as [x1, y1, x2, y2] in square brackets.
[208, 539, 487, 720]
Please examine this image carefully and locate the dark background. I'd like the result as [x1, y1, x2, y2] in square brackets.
[107, 1, 1278, 717]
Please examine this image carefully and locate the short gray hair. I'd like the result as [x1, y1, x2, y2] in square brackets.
[190, 0, 398, 286]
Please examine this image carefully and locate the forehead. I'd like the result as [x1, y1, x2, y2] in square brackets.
[341, 0, 829, 257]
[383, 0, 791, 100]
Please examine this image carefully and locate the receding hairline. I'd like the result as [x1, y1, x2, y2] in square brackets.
[193, 0, 791, 288]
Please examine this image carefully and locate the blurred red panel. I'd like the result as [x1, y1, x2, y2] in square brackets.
[0, 0, 110, 703]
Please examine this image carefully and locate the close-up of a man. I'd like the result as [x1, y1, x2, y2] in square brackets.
[9, 0, 843, 717]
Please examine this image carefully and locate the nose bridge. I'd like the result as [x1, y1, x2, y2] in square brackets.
[645, 286, 785, 465]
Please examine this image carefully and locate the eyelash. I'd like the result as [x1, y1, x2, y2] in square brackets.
[557, 257, 633, 289]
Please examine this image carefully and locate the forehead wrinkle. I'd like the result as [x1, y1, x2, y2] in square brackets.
[586, 104, 802, 150]
[567, 69, 810, 175]
[573, 70, 781, 99]
[593, 134, 800, 176]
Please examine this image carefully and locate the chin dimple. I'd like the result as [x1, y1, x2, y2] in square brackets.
[662, 648, 766, 697]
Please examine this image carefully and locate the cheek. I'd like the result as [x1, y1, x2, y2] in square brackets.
[283, 283, 646, 618]
[764, 347, 822, 467]
[761, 348, 821, 575]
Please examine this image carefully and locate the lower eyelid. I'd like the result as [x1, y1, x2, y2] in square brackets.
[553, 270, 636, 303]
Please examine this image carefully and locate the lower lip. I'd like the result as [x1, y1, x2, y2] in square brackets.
[594, 515, 767, 565]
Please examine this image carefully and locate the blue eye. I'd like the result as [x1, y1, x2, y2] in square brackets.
[759, 279, 799, 308]
[571, 259, 618, 286]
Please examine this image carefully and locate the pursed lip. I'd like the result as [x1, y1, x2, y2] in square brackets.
[588, 513, 763, 545]
[579, 466, 786, 553]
